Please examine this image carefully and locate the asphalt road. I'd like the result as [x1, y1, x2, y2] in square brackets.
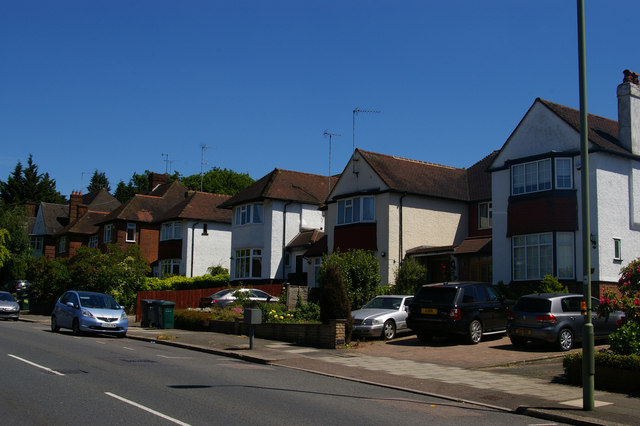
[0, 321, 560, 425]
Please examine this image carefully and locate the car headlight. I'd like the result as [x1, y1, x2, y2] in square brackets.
[120, 311, 127, 321]
[362, 319, 380, 325]
[81, 308, 95, 318]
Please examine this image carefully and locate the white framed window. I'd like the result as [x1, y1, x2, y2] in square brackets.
[59, 236, 67, 254]
[161, 222, 183, 241]
[30, 236, 43, 251]
[555, 158, 573, 189]
[234, 204, 264, 226]
[556, 232, 575, 279]
[512, 233, 553, 280]
[337, 196, 375, 225]
[126, 223, 136, 242]
[614, 238, 622, 261]
[234, 248, 262, 278]
[104, 224, 113, 243]
[478, 202, 492, 229]
[511, 159, 552, 195]
[160, 259, 181, 277]
[88, 235, 98, 248]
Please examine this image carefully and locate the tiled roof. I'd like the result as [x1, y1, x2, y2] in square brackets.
[304, 234, 328, 257]
[100, 180, 188, 224]
[358, 150, 493, 202]
[81, 188, 121, 212]
[454, 236, 492, 255]
[219, 169, 338, 208]
[155, 192, 232, 223]
[58, 211, 110, 235]
[539, 98, 629, 156]
[39, 202, 69, 234]
[287, 229, 324, 249]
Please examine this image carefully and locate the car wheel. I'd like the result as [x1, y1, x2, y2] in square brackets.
[51, 315, 60, 332]
[72, 319, 81, 336]
[416, 331, 432, 343]
[467, 320, 483, 344]
[509, 336, 527, 347]
[382, 320, 396, 340]
[557, 328, 574, 351]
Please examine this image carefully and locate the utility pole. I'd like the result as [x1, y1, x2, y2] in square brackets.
[323, 130, 341, 195]
[352, 107, 380, 152]
[577, 0, 594, 411]
[200, 145, 216, 192]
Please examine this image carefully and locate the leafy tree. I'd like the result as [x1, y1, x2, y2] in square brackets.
[318, 262, 352, 341]
[180, 167, 254, 195]
[86, 170, 110, 193]
[394, 258, 427, 295]
[321, 249, 381, 310]
[0, 229, 10, 269]
[0, 205, 32, 283]
[0, 154, 65, 204]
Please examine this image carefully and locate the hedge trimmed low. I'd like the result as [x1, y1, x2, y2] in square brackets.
[563, 351, 640, 393]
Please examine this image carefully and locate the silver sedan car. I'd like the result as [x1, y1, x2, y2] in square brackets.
[0, 291, 20, 321]
[51, 290, 128, 337]
[352, 295, 413, 340]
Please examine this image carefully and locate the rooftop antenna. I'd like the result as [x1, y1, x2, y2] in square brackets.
[323, 130, 341, 195]
[352, 107, 380, 152]
[80, 171, 91, 192]
[161, 153, 171, 173]
[200, 145, 216, 192]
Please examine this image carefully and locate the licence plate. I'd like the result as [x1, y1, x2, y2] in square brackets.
[515, 328, 531, 335]
[102, 322, 117, 328]
[421, 308, 437, 315]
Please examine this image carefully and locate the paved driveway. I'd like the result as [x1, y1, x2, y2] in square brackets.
[352, 333, 609, 369]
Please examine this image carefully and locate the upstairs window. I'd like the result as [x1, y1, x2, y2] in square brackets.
[337, 196, 375, 225]
[555, 158, 573, 189]
[126, 223, 136, 242]
[512, 159, 551, 195]
[614, 238, 622, 261]
[103, 224, 113, 243]
[235, 204, 264, 226]
[478, 202, 492, 229]
[59, 236, 67, 254]
[88, 235, 98, 248]
[161, 222, 183, 241]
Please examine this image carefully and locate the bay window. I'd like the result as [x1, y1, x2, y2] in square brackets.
[512, 232, 574, 280]
[161, 222, 183, 241]
[234, 248, 262, 278]
[337, 196, 375, 225]
[160, 259, 181, 277]
[235, 204, 264, 226]
[512, 157, 573, 195]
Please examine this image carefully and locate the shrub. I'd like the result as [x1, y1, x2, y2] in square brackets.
[321, 249, 380, 310]
[174, 310, 211, 331]
[608, 321, 640, 355]
[394, 258, 427, 295]
[319, 263, 352, 341]
[537, 274, 569, 294]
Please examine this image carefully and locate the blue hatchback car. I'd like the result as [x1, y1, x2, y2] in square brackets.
[51, 291, 128, 337]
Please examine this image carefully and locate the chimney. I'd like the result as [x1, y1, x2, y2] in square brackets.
[149, 172, 169, 192]
[617, 69, 640, 154]
[25, 201, 37, 217]
[69, 191, 83, 223]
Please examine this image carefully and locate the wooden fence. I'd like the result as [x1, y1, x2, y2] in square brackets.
[135, 284, 284, 322]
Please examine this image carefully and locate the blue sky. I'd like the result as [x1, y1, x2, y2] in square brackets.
[2, 1, 639, 197]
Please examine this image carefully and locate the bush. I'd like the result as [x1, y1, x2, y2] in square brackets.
[537, 274, 569, 294]
[319, 263, 352, 341]
[143, 273, 229, 291]
[321, 249, 380, 310]
[174, 310, 211, 331]
[563, 350, 640, 392]
[608, 322, 640, 355]
[394, 258, 427, 295]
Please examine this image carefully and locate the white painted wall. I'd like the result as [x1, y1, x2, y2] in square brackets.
[182, 221, 231, 277]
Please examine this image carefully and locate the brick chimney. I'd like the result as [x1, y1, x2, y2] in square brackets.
[617, 69, 640, 155]
[149, 172, 169, 192]
[69, 191, 83, 223]
[25, 201, 37, 217]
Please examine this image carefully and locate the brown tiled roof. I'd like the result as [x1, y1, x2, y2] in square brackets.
[466, 151, 498, 201]
[406, 245, 456, 255]
[538, 99, 628, 156]
[58, 211, 110, 235]
[39, 202, 69, 234]
[219, 169, 338, 208]
[155, 192, 232, 223]
[81, 188, 121, 212]
[287, 229, 324, 249]
[304, 235, 328, 257]
[454, 236, 492, 255]
[100, 181, 188, 224]
[358, 150, 487, 202]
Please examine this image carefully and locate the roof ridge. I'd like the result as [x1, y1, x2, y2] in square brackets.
[273, 167, 331, 179]
[538, 98, 618, 124]
[360, 149, 463, 170]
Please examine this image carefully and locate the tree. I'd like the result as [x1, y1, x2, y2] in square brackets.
[86, 170, 110, 193]
[321, 250, 381, 310]
[0, 154, 65, 204]
[0, 205, 32, 283]
[318, 262, 352, 342]
[180, 167, 254, 195]
[394, 258, 427, 295]
[114, 170, 180, 203]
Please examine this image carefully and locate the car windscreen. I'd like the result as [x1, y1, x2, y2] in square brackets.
[211, 289, 230, 298]
[78, 293, 120, 309]
[0, 292, 14, 302]
[514, 297, 552, 313]
[413, 287, 457, 304]
[363, 297, 400, 310]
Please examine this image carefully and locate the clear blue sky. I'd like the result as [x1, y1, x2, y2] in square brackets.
[2, 1, 638, 197]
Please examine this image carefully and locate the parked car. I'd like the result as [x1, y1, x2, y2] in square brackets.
[0, 291, 20, 321]
[2, 279, 31, 298]
[51, 291, 128, 337]
[352, 295, 413, 340]
[507, 293, 624, 351]
[407, 282, 510, 344]
[199, 288, 279, 309]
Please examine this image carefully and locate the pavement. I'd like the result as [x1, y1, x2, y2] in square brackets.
[21, 313, 639, 425]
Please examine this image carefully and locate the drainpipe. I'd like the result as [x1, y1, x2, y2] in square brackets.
[190, 222, 200, 277]
[399, 193, 407, 263]
[282, 202, 292, 280]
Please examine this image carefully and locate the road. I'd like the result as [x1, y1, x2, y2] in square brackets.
[1, 321, 560, 425]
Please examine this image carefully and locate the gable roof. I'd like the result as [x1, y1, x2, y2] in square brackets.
[286, 229, 324, 250]
[219, 169, 338, 208]
[58, 211, 111, 235]
[38, 202, 69, 234]
[155, 192, 232, 223]
[81, 188, 121, 212]
[356, 149, 494, 202]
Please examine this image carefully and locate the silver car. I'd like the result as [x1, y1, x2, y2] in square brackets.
[51, 291, 128, 337]
[199, 288, 279, 308]
[507, 293, 624, 351]
[352, 295, 413, 340]
[0, 291, 20, 321]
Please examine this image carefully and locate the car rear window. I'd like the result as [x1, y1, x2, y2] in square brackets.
[414, 287, 458, 304]
[514, 297, 551, 313]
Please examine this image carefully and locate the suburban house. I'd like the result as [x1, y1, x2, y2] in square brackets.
[219, 168, 337, 285]
[154, 191, 232, 277]
[489, 69, 640, 295]
[325, 149, 496, 286]
[30, 188, 120, 259]
[95, 173, 190, 275]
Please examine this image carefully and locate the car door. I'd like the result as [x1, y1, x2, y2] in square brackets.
[484, 285, 508, 331]
[56, 292, 77, 328]
[397, 297, 412, 330]
[559, 296, 584, 338]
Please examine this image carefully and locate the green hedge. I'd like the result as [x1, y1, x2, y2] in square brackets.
[563, 351, 640, 393]
[143, 273, 230, 291]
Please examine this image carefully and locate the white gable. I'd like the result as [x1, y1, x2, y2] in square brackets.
[329, 151, 389, 198]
